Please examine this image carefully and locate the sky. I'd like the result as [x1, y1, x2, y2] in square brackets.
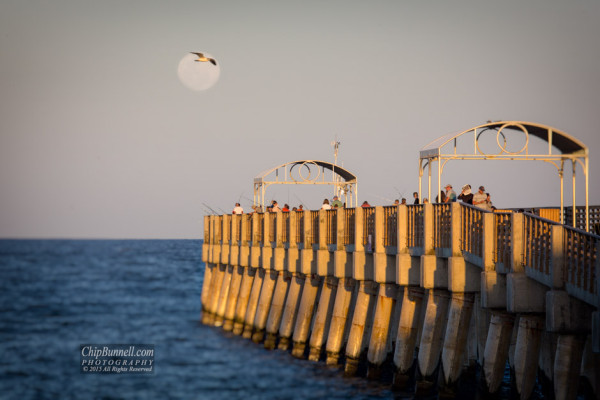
[1, 0, 599, 239]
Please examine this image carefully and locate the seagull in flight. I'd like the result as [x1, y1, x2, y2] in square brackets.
[190, 52, 217, 66]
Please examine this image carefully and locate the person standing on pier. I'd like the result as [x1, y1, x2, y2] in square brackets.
[485, 193, 495, 211]
[473, 186, 488, 209]
[270, 201, 280, 212]
[458, 184, 473, 204]
[413, 192, 419, 204]
[321, 199, 332, 210]
[443, 184, 457, 202]
[232, 203, 244, 214]
[331, 196, 343, 208]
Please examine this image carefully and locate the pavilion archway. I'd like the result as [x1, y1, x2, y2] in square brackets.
[418, 121, 590, 230]
[253, 160, 358, 209]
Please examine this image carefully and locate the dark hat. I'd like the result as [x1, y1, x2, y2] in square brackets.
[479, 186, 485, 191]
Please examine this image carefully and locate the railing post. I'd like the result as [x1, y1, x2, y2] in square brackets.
[250, 213, 261, 268]
[317, 210, 333, 276]
[230, 214, 240, 267]
[482, 213, 495, 271]
[374, 206, 393, 283]
[261, 212, 273, 270]
[274, 211, 285, 271]
[334, 208, 351, 278]
[220, 214, 230, 265]
[239, 215, 250, 267]
[353, 207, 373, 281]
[212, 215, 222, 265]
[511, 213, 524, 273]
[450, 202, 462, 256]
[301, 210, 314, 275]
[287, 211, 300, 273]
[423, 203, 434, 254]
[202, 215, 210, 263]
[421, 203, 446, 289]
[550, 225, 565, 289]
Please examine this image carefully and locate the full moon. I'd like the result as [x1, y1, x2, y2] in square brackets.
[177, 52, 220, 91]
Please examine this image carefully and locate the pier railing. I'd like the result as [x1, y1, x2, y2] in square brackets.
[407, 205, 424, 251]
[206, 204, 600, 308]
[494, 212, 512, 270]
[564, 225, 598, 306]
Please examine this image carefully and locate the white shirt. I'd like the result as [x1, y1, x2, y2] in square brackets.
[233, 206, 243, 214]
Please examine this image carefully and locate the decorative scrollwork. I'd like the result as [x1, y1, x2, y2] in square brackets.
[475, 123, 529, 156]
[289, 161, 321, 183]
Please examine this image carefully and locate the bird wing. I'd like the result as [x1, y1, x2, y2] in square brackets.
[190, 52, 204, 57]
[209, 59, 217, 66]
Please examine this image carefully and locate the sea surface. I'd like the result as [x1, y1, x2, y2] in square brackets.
[0, 239, 407, 400]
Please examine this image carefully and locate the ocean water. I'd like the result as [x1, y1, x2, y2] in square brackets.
[0, 240, 405, 400]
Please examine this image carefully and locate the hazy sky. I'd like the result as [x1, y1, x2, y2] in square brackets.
[1, 0, 599, 239]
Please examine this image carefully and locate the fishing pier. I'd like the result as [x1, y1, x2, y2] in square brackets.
[200, 122, 599, 399]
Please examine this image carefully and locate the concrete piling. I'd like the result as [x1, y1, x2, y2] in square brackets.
[291, 274, 322, 358]
[233, 266, 256, 335]
[344, 280, 378, 376]
[393, 286, 425, 387]
[278, 273, 305, 351]
[204, 263, 226, 326]
[325, 277, 356, 365]
[213, 265, 233, 327]
[252, 269, 279, 343]
[417, 289, 450, 382]
[366, 283, 399, 379]
[200, 262, 215, 323]
[553, 334, 586, 400]
[242, 267, 265, 339]
[513, 315, 544, 399]
[482, 311, 515, 393]
[440, 292, 475, 387]
[308, 276, 338, 361]
[264, 271, 291, 350]
[222, 265, 244, 331]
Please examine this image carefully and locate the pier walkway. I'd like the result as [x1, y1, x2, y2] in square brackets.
[201, 204, 599, 399]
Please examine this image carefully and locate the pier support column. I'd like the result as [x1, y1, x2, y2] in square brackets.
[417, 289, 450, 384]
[251, 269, 279, 343]
[344, 280, 378, 376]
[291, 274, 322, 358]
[366, 283, 399, 379]
[232, 267, 256, 335]
[325, 277, 356, 366]
[264, 271, 291, 350]
[440, 292, 475, 387]
[553, 334, 586, 400]
[278, 273, 305, 350]
[223, 265, 244, 331]
[308, 276, 338, 361]
[513, 315, 544, 400]
[538, 331, 558, 397]
[204, 263, 226, 326]
[200, 262, 216, 323]
[481, 311, 515, 394]
[213, 264, 233, 327]
[393, 286, 425, 388]
[242, 267, 265, 339]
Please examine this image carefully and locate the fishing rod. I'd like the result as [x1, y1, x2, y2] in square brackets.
[202, 203, 219, 215]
